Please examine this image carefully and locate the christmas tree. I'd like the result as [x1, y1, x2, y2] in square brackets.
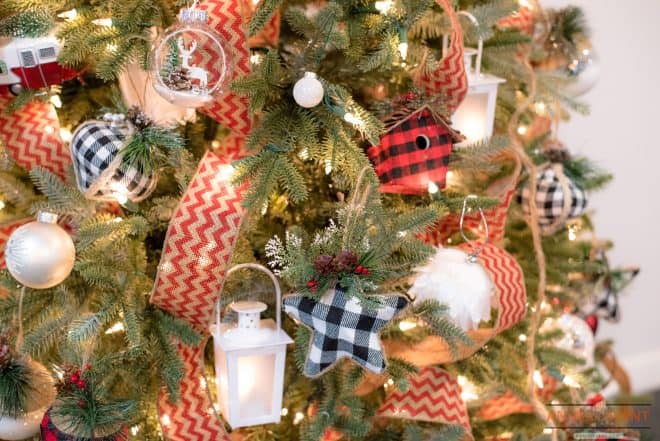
[0, 0, 643, 440]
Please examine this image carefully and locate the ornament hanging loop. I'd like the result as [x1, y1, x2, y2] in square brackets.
[460, 194, 489, 262]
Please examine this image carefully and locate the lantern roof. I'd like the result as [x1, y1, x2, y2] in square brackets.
[211, 319, 293, 352]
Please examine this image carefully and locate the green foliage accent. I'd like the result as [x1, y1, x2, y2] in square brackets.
[121, 124, 185, 174]
[249, 0, 283, 38]
[0, 7, 54, 37]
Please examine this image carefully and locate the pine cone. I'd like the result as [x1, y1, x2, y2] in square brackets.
[332, 250, 358, 273]
[314, 254, 335, 276]
[164, 67, 193, 91]
[127, 106, 153, 130]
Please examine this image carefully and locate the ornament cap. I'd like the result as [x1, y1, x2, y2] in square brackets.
[36, 211, 58, 224]
[303, 71, 318, 79]
[179, 8, 208, 23]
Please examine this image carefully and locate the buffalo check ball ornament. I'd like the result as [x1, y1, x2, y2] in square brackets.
[70, 115, 156, 203]
[283, 287, 409, 377]
[518, 162, 587, 235]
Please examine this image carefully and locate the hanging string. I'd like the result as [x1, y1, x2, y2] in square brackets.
[15, 286, 25, 351]
[342, 166, 372, 249]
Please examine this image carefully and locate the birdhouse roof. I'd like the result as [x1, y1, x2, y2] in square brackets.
[383, 104, 465, 144]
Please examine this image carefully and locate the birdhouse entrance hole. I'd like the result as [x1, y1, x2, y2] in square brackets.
[416, 134, 431, 150]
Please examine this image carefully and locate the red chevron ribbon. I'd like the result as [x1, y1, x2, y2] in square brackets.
[0, 94, 70, 178]
[150, 150, 246, 441]
[497, 5, 535, 36]
[415, 0, 468, 114]
[199, 0, 251, 136]
[378, 367, 472, 437]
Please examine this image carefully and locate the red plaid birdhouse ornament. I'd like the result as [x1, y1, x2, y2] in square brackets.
[367, 104, 464, 195]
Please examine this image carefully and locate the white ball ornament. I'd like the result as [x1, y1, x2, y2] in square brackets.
[409, 247, 494, 331]
[5, 212, 75, 289]
[293, 72, 324, 108]
[541, 313, 595, 367]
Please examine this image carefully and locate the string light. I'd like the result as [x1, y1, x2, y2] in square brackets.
[250, 53, 263, 65]
[517, 125, 527, 135]
[374, 0, 394, 14]
[214, 164, 235, 184]
[130, 426, 140, 436]
[427, 181, 439, 194]
[106, 43, 118, 53]
[398, 320, 417, 331]
[0, 201, 5, 211]
[105, 322, 125, 334]
[50, 95, 62, 108]
[58, 9, 78, 20]
[59, 128, 73, 142]
[518, 0, 532, 8]
[457, 376, 478, 401]
[199, 376, 207, 391]
[518, 334, 527, 342]
[324, 159, 333, 175]
[92, 18, 113, 27]
[281, 408, 289, 416]
[398, 41, 408, 61]
[533, 370, 544, 389]
[543, 428, 553, 435]
[293, 411, 304, 425]
[562, 374, 580, 388]
[343, 112, 364, 127]
[298, 148, 309, 160]
[161, 414, 172, 427]
[211, 140, 221, 149]
[112, 192, 128, 205]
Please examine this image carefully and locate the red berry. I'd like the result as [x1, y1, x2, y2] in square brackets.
[307, 279, 317, 288]
[587, 393, 604, 406]
[362, 268, 369, 275]
[77, 379, 87, 389]
[78, 400, 86, 408]
[355, 266, 363, 273]
[84, 363, 91, 371]
[70, 373, 79, 383]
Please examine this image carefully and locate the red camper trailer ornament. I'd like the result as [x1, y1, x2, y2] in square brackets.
[367, 104, 463, 195]
[0, 34, 77, 95]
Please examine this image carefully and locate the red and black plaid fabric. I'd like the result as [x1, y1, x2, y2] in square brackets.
[41, 409, 127, 441]
[367, 109, 452, 195]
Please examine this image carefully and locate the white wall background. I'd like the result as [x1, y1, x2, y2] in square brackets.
[540, 0, 660, 393]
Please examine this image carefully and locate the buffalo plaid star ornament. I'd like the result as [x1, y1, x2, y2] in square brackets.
[283, 287, 409, 377]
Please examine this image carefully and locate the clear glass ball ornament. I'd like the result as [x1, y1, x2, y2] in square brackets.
[150, 8, 233, 108]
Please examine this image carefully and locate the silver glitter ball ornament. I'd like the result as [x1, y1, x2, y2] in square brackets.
[5, 212, 75, 289]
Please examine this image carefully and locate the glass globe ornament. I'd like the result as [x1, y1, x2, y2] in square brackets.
[150, 7, 233, 108]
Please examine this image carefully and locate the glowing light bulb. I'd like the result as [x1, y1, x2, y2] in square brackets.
[106, 43, 118, 53]
[518, 334, 527, 342]
[281, 408, 289, 416]
[50, 95, 62, 108]
[398, 42, 408, 61]
[298, 148, 309, 160]
[533, 370, 544, 389]
[44, 125, 55, 134]
[562, 375, 579, 388]
[58, 9, 78, 20]
[374, 0, 394, 14]
[105, 322, 125, 334]
[457, 376, 478, 401]
[59, 128, 72, 142]
[93, 18, 113, 27]
[112, 192, 128, 205]
[543, 428, 553, 435]
[398, 320, 417, 331]
[517, 125, 527, 135]
[343, 112, 363, 127]
[293, 412, 304, 425]
[324, 159, 333, 175]
[427, 181, 439, 194]
[130, 426, 139, 436]
[161, 414, 171, 427]
[214, 165, 235, 183]
[250, 53, 263, 65]
[518, 0, 532, 8]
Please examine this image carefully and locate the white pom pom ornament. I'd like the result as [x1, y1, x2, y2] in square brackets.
[293, 72, 324, 108]
[410, 247, 494, 331]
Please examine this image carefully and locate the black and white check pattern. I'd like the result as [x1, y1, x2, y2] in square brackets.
[519, 166, 587, 227]
[283, 287, 409, 377]
[70, 121, 155, 202]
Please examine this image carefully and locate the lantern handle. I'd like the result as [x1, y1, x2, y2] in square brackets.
[453, 10, 483, 78]
[215, 263, 283, 336]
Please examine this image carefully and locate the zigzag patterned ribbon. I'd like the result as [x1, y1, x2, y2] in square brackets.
[245, 0, 281, 48]
[0, 94, 70, 178]
[415, 0, 468, 114]
[149, 150, 246, 441]
[198, 0, 252, 136]
[378, 367, 472, 437]
[497, 5, 535, 35]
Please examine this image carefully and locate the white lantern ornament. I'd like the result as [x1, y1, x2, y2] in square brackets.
[210, 264, 293, 428]
[450, 11, 506, 145]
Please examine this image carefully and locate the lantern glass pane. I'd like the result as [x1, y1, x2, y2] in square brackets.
[237, 353, 276, 420]
[453, 91, 489, 144]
